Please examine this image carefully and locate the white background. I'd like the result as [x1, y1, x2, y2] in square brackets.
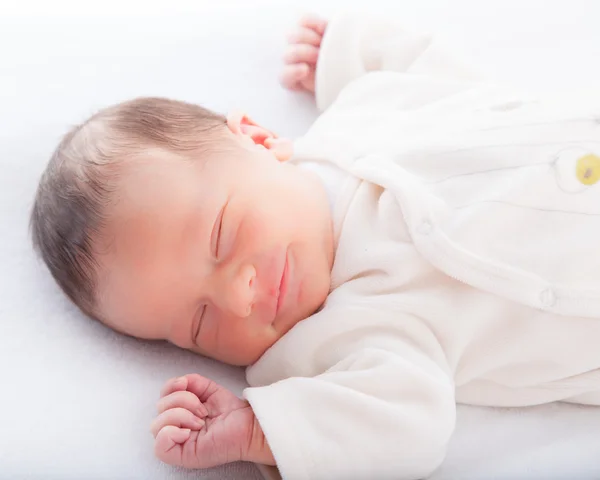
[1, 1, 599, 479]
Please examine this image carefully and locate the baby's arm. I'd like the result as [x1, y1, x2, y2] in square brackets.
[152, 374, 274, 468]
[152, 308, 455, 478]
[244, 306, 456, 479]
[282, 12, 481, 111]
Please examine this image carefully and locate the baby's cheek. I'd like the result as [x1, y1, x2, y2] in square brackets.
[209, 316, 273, 366]
[245, 206, 287, 246]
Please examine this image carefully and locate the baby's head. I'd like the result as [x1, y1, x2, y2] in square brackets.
[31, 97, 333, 365]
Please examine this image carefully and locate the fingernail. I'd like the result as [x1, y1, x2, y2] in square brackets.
[194, 417, 205, 428]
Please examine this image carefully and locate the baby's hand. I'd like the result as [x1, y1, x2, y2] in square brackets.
[280, 14, 328, 93]
[152, 374, 274, 469]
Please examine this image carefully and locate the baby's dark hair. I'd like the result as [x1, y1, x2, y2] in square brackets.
[30, 97, 227, 319]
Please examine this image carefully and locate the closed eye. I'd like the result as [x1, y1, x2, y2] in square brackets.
[192, 304, 206, 346]
[211, 205, 225, 259]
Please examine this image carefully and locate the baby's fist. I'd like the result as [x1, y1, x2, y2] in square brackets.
[152, 374, 274, 469]
[281, 14, 328, 93]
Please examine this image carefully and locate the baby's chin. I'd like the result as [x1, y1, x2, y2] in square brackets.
[197, 329, 281, 367]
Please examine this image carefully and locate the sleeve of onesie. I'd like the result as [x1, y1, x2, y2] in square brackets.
[315, 10, 482, 111]
[243, 307, 456, 480]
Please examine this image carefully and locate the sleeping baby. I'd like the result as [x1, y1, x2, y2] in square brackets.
[30, 11, 600, 480]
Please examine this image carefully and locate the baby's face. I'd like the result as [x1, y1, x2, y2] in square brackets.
[99, 141, 334, 365]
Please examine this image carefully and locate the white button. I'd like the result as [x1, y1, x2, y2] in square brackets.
[417, 220, 433, 235]
[540, 288, 557, 307]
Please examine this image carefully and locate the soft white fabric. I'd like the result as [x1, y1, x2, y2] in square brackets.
[244, 10, 600, 480]
[296, 160, 348, 210]
[2, 1, 600, 480]
[311, 12, 600, 320]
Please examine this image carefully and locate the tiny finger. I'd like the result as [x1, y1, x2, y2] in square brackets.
[178, 374, 220, 404]
[300, 14, 328, 36]
[288, 27, 322, 46]
[280, 63, 310, 90]
[300, 73, 316, 94]
[157, 390, 207, 418]
[160, 376, 188, 398]
[154, 426, 191, 465]
[284, 44, 320, 65]
[150, 408, 205, 438]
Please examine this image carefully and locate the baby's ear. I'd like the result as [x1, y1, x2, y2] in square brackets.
[226, 111, 291, 161]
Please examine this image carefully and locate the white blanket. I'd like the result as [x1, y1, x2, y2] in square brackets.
[1, 1, 599, 479]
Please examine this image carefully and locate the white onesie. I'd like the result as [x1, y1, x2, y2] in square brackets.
[244, 11, 600, 480]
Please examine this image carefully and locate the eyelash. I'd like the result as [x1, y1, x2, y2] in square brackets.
[195, 305, 206, 340]
[215, 214, 224, 259]
[200, 207, 226, 329]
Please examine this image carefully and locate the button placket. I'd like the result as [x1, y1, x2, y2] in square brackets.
[539, 288, 557, 308]
[417, 220, 433, 236]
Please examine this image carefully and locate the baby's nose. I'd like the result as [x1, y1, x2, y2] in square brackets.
[227, 264, 257, 318]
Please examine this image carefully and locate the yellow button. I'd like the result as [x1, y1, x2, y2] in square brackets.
[576, 154, 600, 185]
